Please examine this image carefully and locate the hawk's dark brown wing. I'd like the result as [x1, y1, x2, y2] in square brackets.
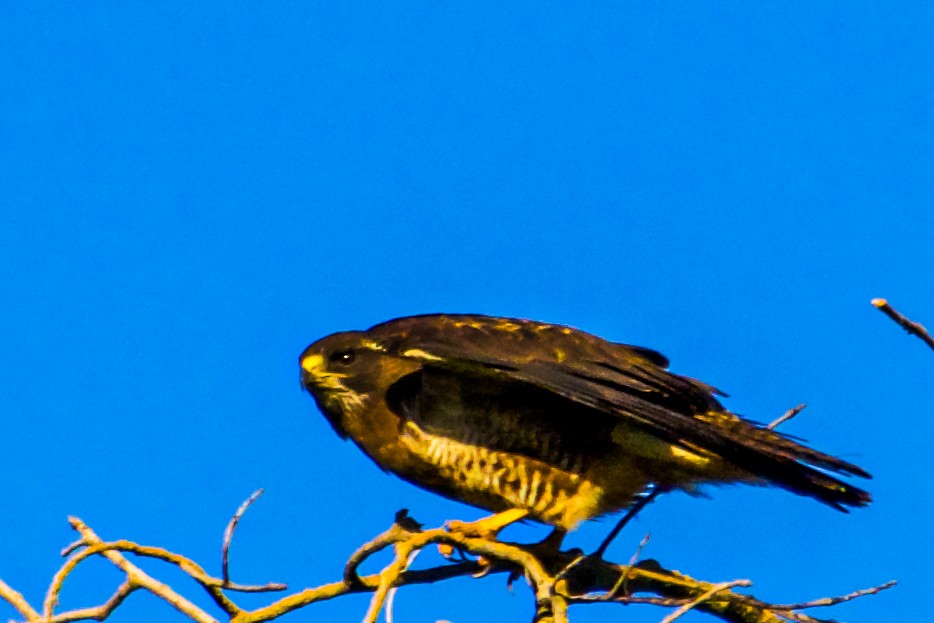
[364, 314, 871, 509]
[367, 314, 721, 409]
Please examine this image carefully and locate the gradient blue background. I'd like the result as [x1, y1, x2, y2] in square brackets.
[2, 4, 931, 622]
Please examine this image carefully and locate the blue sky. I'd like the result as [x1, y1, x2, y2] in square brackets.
[1, 3, 931, 622]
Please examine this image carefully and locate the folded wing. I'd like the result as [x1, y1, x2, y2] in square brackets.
[365, 314, 871, 510]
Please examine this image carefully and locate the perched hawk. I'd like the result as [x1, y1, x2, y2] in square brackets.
[300, 314, 870, 536]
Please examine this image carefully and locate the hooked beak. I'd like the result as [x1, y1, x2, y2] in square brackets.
[300, 353, 348, 392]
[299, 352, 351, 439]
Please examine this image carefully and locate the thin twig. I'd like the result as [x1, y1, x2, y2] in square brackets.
[66, 517, 219, 623]
[603, 532, 651, 600]
[60, 539, 86, 557]
[344, 522, 412, 585]
[223, 489, 265, 586]
[594, 486, 661, 558]
[768, 404, 807, 430]
[872, 298, 934, 351]
[386, 548, 422, 623]
[770, 580, 896, 611]
[553, 552, 586, 583]
[49, 580, 137, 623]
[627, 533, 651, 568]
[362, 541, 416, 623]
[659, 580, 752, 623]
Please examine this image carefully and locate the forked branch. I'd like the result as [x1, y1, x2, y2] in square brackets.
[0, 504, 894, 623]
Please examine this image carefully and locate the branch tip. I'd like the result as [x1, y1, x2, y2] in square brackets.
[222, 488, 265, 585]
[768, 403, 807, 430]
[871, 298, 934, 351]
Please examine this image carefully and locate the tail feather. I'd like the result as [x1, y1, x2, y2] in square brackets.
[705, 412, 871, 510]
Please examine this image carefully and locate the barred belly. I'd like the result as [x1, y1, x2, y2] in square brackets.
[400, 422, 604, 528]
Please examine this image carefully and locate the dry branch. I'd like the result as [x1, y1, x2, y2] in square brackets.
[0, 508, 894, 623]
[222, 488, 266, 587]
[768, 404, 807, 430]
[872, 298, 934, 351]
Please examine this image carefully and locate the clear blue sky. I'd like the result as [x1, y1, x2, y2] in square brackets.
[1, 3, 931, 622]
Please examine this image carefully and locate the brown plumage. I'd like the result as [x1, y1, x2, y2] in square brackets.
[299, 314, 870, 531]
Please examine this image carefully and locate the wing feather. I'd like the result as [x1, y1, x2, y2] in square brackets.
[364, 314, 871, 509]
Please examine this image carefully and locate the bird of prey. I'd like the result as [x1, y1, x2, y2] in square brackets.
[300, 314, 870, 542]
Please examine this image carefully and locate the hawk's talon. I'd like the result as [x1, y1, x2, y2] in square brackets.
[437, 542, 471, 561]
[438, 542, 456, 559]
[444, 509, 530, 541]
[471, 557, 495, 578]
[443, 519, 491, 538]
[437, 541, 494, 575]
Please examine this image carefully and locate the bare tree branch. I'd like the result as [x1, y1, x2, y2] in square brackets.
[0, 579, 41, 622]
[0, 510, 894, 623]
[49, 580, 137, 623]
[872, 298, 934, 351]
[768, 404, 807, 430]
[766, 580, 897, 611]
[222, 488, 265, 587]
[62, 519, 219, 623]
[659, 580, 752, 623]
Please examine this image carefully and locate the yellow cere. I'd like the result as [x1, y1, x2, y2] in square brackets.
[301, 354, 325, 374]
[301, 354, 349, 391]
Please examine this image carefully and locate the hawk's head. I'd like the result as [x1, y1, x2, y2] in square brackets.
[299, 331, 385, 438]
[298, 331, 419, 441]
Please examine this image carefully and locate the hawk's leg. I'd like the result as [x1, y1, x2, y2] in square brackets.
[537, 526, 568, 553]
[528, 526, 569, 568]
[445, 508, 529, 539]
[551, 488, 664, 593]
[440, 508, 529, 561]
[593, 486, 663, 558]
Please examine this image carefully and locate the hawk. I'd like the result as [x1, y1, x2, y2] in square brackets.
[300, 314, 870, 541]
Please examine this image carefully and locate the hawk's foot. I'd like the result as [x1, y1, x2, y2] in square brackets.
[439, 508, 530, 564]
[444, 508, 530, 540]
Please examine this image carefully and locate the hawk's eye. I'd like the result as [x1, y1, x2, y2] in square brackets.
[329, 350, 356, 366]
